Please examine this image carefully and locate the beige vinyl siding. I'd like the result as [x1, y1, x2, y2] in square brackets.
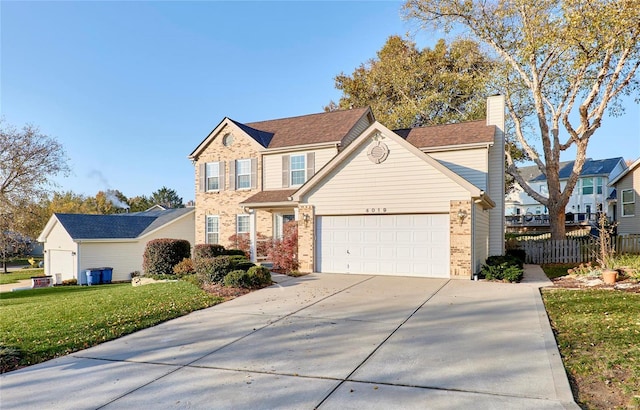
[263, 147, 337, 190]
[486, 95, 505, 256]
[473, 203, 490, 274]
[340, 112, 374, 148]
[430, 147, 488, 190]
[617, 170, 640, 235]
[304, 137, 470, 215]
[79, 213, 195, 282]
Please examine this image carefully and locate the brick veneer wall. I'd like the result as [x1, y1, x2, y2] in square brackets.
[450, 200, 472, 279]
[194, 124, 272, 247]
[297, 204, 315, 272]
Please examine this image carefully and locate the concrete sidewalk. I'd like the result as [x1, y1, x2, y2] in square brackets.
[0, 267, 578, 409]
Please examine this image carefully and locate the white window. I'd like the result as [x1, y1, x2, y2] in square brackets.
[237, 214, 250, 234]
[206, 215, 219, 244]
[596, 177, 603, 194]
[290, 155, 306, 186]
[622, 189, 635, 216]
[236, 159, 251, 189]
[205, 162, 220, 191]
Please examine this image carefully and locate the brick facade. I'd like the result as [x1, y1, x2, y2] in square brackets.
[449, 200, 472, 279]
[194, 124, 273, 248]
[297, 204, 315, 272]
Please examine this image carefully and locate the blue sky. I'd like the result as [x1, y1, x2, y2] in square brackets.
[2, 1, 639, 203]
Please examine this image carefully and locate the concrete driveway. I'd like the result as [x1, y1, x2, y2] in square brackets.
[1, 267, 578, 409]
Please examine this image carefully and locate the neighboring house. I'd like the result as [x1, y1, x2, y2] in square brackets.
[505, 157, 627, 224]
[37, 207, 195, 284]
[609, 157, 640, 235]
[189, 95, 505, 279]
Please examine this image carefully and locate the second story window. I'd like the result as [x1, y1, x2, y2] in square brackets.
[236, 159, 251, 189]
[205, 162, 220, 191]
[622, 189, 635, 216]
[290, 155, 306, 186]
[596, 177, 603, 194]
[581, 178, 594, 195]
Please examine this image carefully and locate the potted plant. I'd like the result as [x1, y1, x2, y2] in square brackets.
[595, 213, 617, 284]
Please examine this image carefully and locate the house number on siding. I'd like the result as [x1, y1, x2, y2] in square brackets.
[365, 208, 387, 213]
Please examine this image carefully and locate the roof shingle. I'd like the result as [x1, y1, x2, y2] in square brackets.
[394, 120, 495, 149]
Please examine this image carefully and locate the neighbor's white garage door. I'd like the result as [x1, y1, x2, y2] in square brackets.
[316, 214, 449, 277]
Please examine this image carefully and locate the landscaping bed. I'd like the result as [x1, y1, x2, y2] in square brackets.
[541, 259, 640, 409]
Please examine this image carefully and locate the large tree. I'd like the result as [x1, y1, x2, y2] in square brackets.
[405, 0, 640, 239]
[151, 186, 184, 209]
[329, 35, 493, 128]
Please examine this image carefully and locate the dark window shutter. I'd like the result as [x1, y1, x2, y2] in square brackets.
[228, 160, 236, 190]
[251, 158, 258, 189]
[306, 152, 315, 180]
[282, 155, 290, 188]
[219, 161, 225, 191]
[199, 163, 205, 192]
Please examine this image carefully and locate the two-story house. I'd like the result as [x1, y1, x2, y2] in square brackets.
[505, 157, 627, 225]
[189, 96, 505, 279]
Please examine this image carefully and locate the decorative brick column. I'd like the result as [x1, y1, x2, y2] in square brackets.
[297, 205, 315, 273]
[450, 200, 472, 279]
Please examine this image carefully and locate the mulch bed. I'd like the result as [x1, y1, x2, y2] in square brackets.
[550, 273, 640, 293]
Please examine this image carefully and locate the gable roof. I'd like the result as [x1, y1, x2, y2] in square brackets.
[609, 157, 640, 186]
[292, 121, 495, 209]
[244, 107, 371, 149]
[530, 157, 625, 182]
[38, 208, 194, 241]
[394, 120, 495, 149]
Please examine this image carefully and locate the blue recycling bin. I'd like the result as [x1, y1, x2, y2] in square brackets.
[100, 267, 113, 283]
[79, 269, 90, 285]
[86, 269, 101, 286]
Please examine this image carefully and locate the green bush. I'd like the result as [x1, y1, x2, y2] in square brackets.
[194, 256, 234, 285]
[193, 244, 226, 260]
[234, 261, 256, 271]
[223, 266, 272, 288]
[142, 238, 191, 276]
[505, 248, 526, 264]
[480, 255, 524, 283]
[225, 249, 247, 257]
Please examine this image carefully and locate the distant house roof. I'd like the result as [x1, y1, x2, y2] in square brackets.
[243, 107, 372, 149]
[529, 157, 624, 182]
[394, 120, 495, 149]
[49, 208, 194, 240]
[609, 157, 640, 186]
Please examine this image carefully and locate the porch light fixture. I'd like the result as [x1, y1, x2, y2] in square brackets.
[302, 213, 310, 226]
[457, 209, 468, 225]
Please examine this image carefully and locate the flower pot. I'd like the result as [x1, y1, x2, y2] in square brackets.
[602, 269, 617, 285]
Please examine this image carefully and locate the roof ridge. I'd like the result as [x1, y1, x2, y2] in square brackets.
[245, 107, 369, 126]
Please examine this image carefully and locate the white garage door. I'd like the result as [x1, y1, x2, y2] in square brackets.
[316, 214, 450, 277]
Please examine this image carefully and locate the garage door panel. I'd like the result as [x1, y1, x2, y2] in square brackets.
[317, 214, 450, 278]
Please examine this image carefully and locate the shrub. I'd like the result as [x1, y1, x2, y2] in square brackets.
[505, 248, 526, 263]
[173, 258, 195, 277]
[0, 344, 21, 374]
[234, 261, 256, 271]
[194, 244, 226, 260]
[267, 221, 299, 274]
[225, 249, 247, 257]
[60, 278, 77, 286]
[194, 256, 234, 285]
[142, 238, 191, 276]
[223, 266, 272, 288]
[480, 255, 524, 283]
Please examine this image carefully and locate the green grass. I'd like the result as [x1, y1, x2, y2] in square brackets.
[0, 269, 45, 285]
[541, 263, 580, 279]
[543, 289, 640, 409]
[0, 282, 223, 371]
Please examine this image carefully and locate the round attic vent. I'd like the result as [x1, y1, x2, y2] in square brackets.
[222, 133, 234, 147]
[367, 141, 389, 164]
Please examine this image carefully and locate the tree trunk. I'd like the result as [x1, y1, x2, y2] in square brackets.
[549, 204, 567, 240]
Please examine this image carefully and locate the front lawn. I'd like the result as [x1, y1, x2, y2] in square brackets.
[542, 289, 640, 409]
[0, 269, 45, 285]
[0, 282, 223, 372]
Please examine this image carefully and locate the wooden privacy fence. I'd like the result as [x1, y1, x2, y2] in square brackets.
[519, 235, 640, 264]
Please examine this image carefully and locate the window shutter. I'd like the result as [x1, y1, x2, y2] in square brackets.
[282, 155, 290, 188]
[251, 158, 258, 189]
[219, 161, 225, 191]
[306, 152, 315, 180]
[199, 163, 205, 192]
[228, 160, 236, 190]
